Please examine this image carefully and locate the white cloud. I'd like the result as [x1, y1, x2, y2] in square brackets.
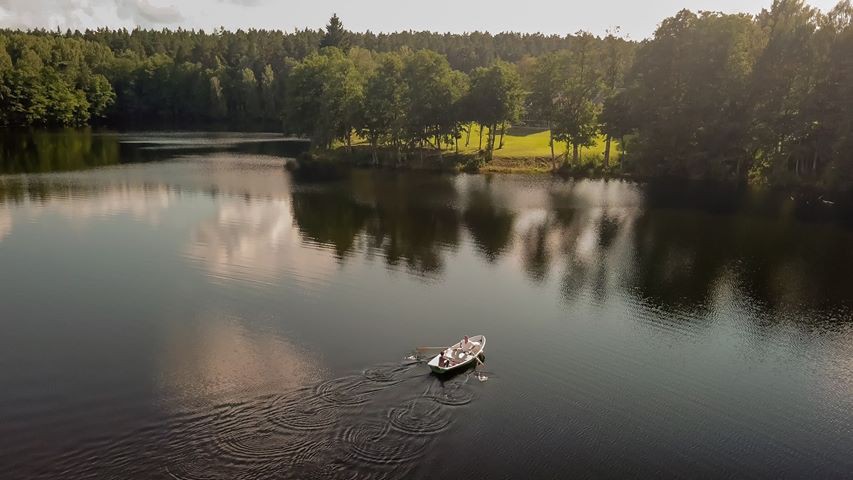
[0, 0, 183, 29]
[117, 0, 183, 24]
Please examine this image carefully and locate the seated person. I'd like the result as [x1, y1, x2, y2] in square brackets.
[439, 351, 450, 368]
[461, 336, 479, 354]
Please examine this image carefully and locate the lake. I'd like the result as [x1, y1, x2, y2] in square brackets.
[1, 130, 851, 479]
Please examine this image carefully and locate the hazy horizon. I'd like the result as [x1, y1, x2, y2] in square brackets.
[0, 0, 842, 39]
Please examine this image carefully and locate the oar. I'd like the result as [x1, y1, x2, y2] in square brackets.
[472, 355, 489, 381]
[411, 346, 446, 361]
[415, 346, 446, 353]
[473, 355, 486, 370]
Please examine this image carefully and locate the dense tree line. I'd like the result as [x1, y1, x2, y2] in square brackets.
[0, 18, 584, 127]
[607, 0, 853, 187]
[1, 1, 852, 188]
[281, 44, 527, 163]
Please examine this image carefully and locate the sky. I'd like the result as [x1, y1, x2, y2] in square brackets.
[0, 0, 842, 39]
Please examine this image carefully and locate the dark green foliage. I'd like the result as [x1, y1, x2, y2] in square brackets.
[0, 32, 113, 126]
[610, 11, 764, 178]
[0, 24, 574, 128]
[399, 50, 468, 151]
[320, 14, 350, 51]
[360, 53, 406, 161]
[603, 1, 853, 188]
[283, 47, 363, 148]
[0, 129, 120, 173]
[819, 1, 853, 186]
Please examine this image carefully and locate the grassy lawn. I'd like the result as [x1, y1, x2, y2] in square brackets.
[340, 124, 619, 173]
[458, 125, 620, 163]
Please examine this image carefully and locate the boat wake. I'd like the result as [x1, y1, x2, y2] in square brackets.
[45, 359, 485, 480]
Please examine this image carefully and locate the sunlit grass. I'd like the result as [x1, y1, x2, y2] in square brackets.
[341, 124, 619, 172]
[458, 125, 619, 163]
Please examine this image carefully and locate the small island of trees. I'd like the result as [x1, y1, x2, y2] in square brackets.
[1, 1, 853, 190]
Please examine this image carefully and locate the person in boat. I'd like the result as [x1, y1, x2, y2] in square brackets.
[460, 336, 470, 351]
[439, 351, 450, 368]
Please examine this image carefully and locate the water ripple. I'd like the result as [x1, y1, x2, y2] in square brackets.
[388, 398, 453, 435]
[32, 358, 482, 480]
[339, 421, 430, 466]
[362, 363, 416, 385]
[270, 392, 341, 431]
[314, 375, 384, 407]
[426, 379, 476, 406]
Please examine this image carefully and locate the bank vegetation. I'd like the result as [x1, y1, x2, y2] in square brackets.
[2, 1, 853, 189]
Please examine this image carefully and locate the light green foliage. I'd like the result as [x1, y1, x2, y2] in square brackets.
[550, 33, 603, 165]
[401, 50, 466, 149]
[527, 53, 563, 164]
[0, 33, 114, 126]
[43, 69, 90, 125]
[284, 47, 363, 148]
[446, 70, 471, 149]
[347, 47, 378, 74]
[84, 73, 116, 118]
[260, 64, 277, 121]
[360, 53, 406, 155]
[209, 75, 228, 119]
[0, 7, 852, 187]
[528, 35, 604, 166]
[238, 67, 259, 119]
[466, 61, 525, 159]
[596, 32, 633, 168]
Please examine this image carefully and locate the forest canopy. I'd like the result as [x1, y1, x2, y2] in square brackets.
[1, 0, 852, 189]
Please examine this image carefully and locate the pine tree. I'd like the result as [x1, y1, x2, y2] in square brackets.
[320, 14, 350, 51]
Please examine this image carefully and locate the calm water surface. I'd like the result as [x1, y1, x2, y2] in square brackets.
[1, 131, 852, 479]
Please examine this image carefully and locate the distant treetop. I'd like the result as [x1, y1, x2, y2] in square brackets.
[321, 14, 350, 51]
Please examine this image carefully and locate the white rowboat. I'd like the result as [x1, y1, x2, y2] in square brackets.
[427, 335, 486, 374]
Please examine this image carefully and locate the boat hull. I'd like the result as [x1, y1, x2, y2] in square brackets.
[427, 335, 486, 374]
[429, 353, 484, 374]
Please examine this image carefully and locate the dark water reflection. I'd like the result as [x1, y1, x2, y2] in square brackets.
[1, 132, 852, 479]
[292, 173, 463, 274]
[0, 129, 309, 175]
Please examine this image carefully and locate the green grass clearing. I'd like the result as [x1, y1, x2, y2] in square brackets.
[458, 125, 620, 163]
[339, 124, 619, 173]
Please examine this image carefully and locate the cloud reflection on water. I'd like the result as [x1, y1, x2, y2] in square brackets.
[185, 196, 337, 290]
[0, 206, 11, 243]
[1, 157, 850, 328]
[42, 184, 173, 225]
[158, 312, 322, 407]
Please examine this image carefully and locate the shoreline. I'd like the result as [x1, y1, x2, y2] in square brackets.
[292, 149, 853, 203]
[295, 147, 622, 176]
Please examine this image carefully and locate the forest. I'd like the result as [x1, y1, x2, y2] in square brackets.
[1, 0, 852, 189]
